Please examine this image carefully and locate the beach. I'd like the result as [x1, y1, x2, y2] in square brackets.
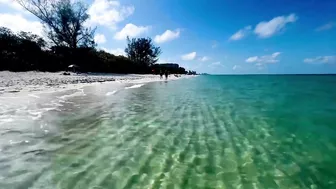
[0, 71, 190, 95]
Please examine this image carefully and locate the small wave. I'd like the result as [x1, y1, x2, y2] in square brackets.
[28, 94, 40, 98]
[47, 100, 63, 107]
[58, 89, 86, 99]
[27, 107, 59, 121]
[28, 110, 43, 120]
[125, 84, 144, 89]
[9, 140, 29, 145]
[58, 99, 73, 104]
[43, 107, 59, 112]
[106, 90, 117, 96]
[0, 118, 14, 124]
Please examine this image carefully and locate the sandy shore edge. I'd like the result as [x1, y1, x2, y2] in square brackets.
[0, 71, 195, 96]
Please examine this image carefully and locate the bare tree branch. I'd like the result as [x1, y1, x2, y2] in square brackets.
[15, 0, 95, 48]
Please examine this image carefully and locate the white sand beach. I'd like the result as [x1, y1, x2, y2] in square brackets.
[0, 71, 193, 95]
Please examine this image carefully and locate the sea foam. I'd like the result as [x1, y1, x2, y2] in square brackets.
[58, 89, 86, 99]
[106, 90, 117, 96]
[125, 84, 144, 89]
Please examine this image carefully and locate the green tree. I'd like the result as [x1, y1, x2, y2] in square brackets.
[16, 0, 95, 48]
[125, 37, 161, 66]
[18, 31, 46, 49]
[0, 27, 47, 71]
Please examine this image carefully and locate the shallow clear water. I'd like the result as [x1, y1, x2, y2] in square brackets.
[1, 75, 336, 189]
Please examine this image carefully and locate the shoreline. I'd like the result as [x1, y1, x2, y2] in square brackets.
[0, 71, 195, 96]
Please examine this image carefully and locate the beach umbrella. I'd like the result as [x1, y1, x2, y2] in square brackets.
[68, 64, 78, 68]
[68, 64, 80, 73]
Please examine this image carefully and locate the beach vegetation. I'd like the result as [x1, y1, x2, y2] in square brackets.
[0, 1, 196, 74]
[125, 37, 161, 66]
[16, 0, 95, 48]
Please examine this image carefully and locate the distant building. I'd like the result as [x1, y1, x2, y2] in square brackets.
[155, 63, 179, 69]
[151, 63, 187, 74]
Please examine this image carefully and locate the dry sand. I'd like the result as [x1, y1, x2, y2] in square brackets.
[0, 71, 192, 95]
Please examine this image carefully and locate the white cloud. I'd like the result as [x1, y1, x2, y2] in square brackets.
[158, 59, 170, 63]
[209, 61, 224, 68]
[0, 13, 43, 35]
[246, 52, 281, 64]
[304, 56, 336, 64]
[110, 48, 126, 56]
[272, 52, 281, 57]
[316, 22, 335, 31]
[181, 52, 197, 61]
[254, 13, 298, 38]
[157, 57, 178, 63]
[246, 56, 258, 63]
[0, 0, 25, 12]
[232, 65, 241, 70]
[229, 25, 251, 41]
[199, 56, 210, 62]
[101, 47, 125, 56]
[86, 0, 134, 29]
[94, 33, 106, 44]
[154, 29, 180, 43]
[114, 23, 150, 40]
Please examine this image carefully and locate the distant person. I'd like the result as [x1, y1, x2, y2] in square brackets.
[160, 70, 163, 79]
[165, 71, 168, 80]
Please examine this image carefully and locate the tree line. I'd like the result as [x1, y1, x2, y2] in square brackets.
[0, 0, 193, 74]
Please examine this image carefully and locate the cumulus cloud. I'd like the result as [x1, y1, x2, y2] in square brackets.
[246, 52, 281, 64]
[199, 56, 210, 62]
[246, 56, 258, 63]
[114, 23, 150, 40]
[315, 22, 335, 31]
[304, 56, 336, 64]
[0, 0, 26, 12]
[86, 0, 134, 29]
[94, 33, 107, 44]
[101, 47, 125, 56]
[154, 29, 180, 43]
[254, 13, 297, 38]
[229, 26, 252, 41]
[181, 52, 197, 61]
[0, 13, 43, 35]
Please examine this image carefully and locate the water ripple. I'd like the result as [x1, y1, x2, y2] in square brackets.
[1, 76, 336, 188]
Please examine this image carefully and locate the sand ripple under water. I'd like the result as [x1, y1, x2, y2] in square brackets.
[1, 75, 336, 189]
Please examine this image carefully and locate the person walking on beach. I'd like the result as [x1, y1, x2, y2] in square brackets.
[160, 70, 163, 79]
[164, 70, 168, 80]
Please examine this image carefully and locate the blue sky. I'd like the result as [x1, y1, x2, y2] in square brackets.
[0, 0, 335, 74]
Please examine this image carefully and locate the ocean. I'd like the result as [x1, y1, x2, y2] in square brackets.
[1, 75, 336, 189]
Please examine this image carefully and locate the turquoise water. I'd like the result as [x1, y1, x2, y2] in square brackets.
[1, 75, 336, 189]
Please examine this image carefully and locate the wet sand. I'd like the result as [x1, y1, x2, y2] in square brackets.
[0, 71, 191, 95]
